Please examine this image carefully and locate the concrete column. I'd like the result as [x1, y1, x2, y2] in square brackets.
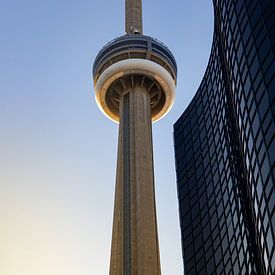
[109, 111, 123, 274]
[109, 85, 161, 275]
[125, 0, 143, 34]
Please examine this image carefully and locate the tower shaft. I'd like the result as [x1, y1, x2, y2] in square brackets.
[110, 85, 161, 275]
[126, 0, 143, 34]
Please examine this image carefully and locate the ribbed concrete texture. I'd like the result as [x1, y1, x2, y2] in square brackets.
[125, 0, 143, 34]
[109, 85, 161, 275]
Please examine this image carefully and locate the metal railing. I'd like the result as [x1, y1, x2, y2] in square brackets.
[93, 34, 177, 77]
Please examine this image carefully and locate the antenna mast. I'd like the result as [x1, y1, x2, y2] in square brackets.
[125, 0, 143, 34]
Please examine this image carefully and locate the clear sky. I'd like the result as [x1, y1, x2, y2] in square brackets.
[0, 1, 213, 274]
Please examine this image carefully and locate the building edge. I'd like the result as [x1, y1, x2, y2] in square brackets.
[174, 1, 275, 274]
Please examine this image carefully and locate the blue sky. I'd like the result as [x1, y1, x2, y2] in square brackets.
[0, 1, 213, 274]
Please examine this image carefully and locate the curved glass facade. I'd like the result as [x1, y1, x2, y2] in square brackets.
[174, 1, 274, 274]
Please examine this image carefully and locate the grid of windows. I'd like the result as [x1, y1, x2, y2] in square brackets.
[174, 1, 274, 274]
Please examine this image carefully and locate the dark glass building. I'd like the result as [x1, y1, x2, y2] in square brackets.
[174, 1, 274, 274]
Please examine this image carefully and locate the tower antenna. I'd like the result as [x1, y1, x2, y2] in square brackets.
[126, 0, 143, 34]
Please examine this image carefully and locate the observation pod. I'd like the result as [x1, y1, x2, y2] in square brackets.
[93, 34, 177, 123]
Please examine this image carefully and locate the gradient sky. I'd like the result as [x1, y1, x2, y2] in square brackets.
[0, 1, 213, 274]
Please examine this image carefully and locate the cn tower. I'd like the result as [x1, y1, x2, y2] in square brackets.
[93, 0, 177, 274]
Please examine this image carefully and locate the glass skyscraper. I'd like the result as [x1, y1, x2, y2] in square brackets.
[174, 1, 274, 274]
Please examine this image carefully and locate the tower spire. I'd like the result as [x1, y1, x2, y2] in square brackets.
[126, 0, 143, 34]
